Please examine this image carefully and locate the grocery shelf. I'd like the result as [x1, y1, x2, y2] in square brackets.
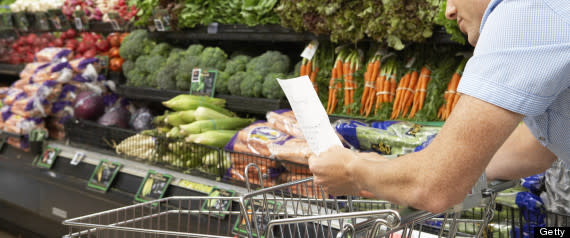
[0, 63, 24, 76]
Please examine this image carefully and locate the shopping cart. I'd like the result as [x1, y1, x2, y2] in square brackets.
[62, 163, 515, 238]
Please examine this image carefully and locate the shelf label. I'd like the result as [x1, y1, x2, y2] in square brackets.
[35, 146, 61, 169]
[207, 22, 218, 34]
[34, 12, 50, 30]
[15, 12, 29, 31]
[201, 187, 235, 218]
[87, 159, 122, 192]
[190, 69, 217, 97]
[48, 10, 70, 30]
[70, 151, 85, 166]
[108, 12, 123, 31]
[152, 9, 171, 32]
[234, 199, 282, 238]
[135, 170, 173, 203]
[73, 10, 89, 31]
[300, 40, 319, 60]
[177, 179, 213, 193]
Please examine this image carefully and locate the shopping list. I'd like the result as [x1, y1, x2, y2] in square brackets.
[277, 76, 342, 155]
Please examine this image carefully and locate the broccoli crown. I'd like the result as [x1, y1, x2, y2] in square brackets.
[122, 60, 135, 76]
[126, 68, 148, 87]
[262, 73, 286, 99]
[175, 55, 200, 91]
[239, 72, 263, 98]
[150, 43, 172, 57]
[119, 29, 149, 61]
[228, 71, 247, 96]
[246, 51, 290, 78]
[185, 44, 204, 57]
[216, 71, 231, 94]
[156, 63, 178, 90]
[166, 50, 185, 67]
[135, 56, 151, 73]
[146, 71, 159, 88]
[224, 55, 251, 75]
[145, 55, 166, 74]
[198, 47, 227, 71]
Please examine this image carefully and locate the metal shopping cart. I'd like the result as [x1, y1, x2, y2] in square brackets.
[63, 164, 516, 238]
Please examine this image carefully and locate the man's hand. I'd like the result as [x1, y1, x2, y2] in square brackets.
[309, 146, 386, 196]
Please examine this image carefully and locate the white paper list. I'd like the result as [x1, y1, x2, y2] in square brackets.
[277, 76, 342, 155]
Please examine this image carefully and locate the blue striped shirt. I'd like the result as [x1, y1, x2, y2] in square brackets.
[458, 0, 570, 164]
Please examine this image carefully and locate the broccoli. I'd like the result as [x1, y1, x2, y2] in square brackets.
[122, 60, 135, 76]
[150, 43, 172, 57]
[176, 55, 200, 90]
[198, 47, 227, 71]
[262, 73, 286, 99]
[224, 55, 251, 75]
[228, 71, 247, 96]
[240, 72, 263, 97]
[246, 51, 290, 78]
[169, 48, 185, 58]
[166, 49, 185, 67]
[145, 55, 166, 74]
[156, 63, 178, 90]
[216, 71, 231, 94]
[119, 30, 153, 61]
[185, 44, 204, 57]
[125, 68, 148, 87]
[135, 55, 151, 73]
[146, 71, 159, 88]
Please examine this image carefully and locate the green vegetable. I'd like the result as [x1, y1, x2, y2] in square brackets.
[122, 60, 135, 76]
[119, 29, 154, 61]
[180, 118, 254, 135]
[262, 73, 286, 99]
[224, 55, 251, 75]
[176, 55, 200, 90]
[185, 44, 204, 57]
[194, 106, 231, 121]
[179, 110, 196, 123]
[239, 72, 264, 97]
[227, 71, 247, 96]
[186, 130, 238, 148]
[216, 71, 231, 95]
[150, 43, 172, 57]
[125, 68, 148, 87]
[241, 0, 280, 26]
[202, 151, 219, 166]
[434, 0, 466, 45]
[166, 126, 182, 138]
[162, 94, 226, 110]
[155, 62, 178, 90]
[164, 111, 187, 126]
[246, 51, 290, 78]
[198, 47, 228, 71]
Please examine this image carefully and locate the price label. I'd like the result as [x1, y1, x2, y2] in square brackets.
[207, 22, 218, 34]
[153, 18, 165, 32]
[48, 10, 69, 30]
[108, 12, 122, 31]
[35, 12, 49, 30]
[70, 151, 85, 166]
[135, 170, 173, 203]
[74, 17, 83, 30]
[300, 40, 319, 60]
[35, 146, 61, 169]
[87, 160, 122, 192]
[189, 69, 217, 97]
[51, 15, 62, 30]
[201, 187, 235, 218]
[177, 179, 213, 193]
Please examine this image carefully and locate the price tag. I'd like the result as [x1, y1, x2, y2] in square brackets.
[207, 22, 218, 34]
[87, 160, 122, 192]
[35, 146, 61, 169]
[153, 18, 165, 32]
[135, 170, 173, 203]
[189, 69, 217, 97]
[35, 12, 50, 30]
[74, 17, 83, 30]
[48, 10, 69, 30]
[108, 12, 122, 31]
[234, 199, 282, 238]
[201, 187, 235, 218]
[70, 151, 85, 166]
[73, 10, 88, 31]
[300, 40, 319, 60]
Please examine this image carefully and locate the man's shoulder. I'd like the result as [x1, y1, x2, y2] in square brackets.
[542, 0, 570, 24]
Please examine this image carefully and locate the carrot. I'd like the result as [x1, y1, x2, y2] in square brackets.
[398, 70, 418, 117]
[306, 59, 313, 76]
[364, 59, 380, 116]
[445, 73, 460, 119]
[389, 74, 397, 103]
[373, 67, 387, 115]
[451, 93, 461, 112]
[391, 72, 409, 119]
[310, 68, 318, 92]
[360, 61, 373, 114]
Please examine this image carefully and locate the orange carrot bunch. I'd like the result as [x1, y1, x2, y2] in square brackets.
[360, 55, 381, 116]
[408, 66, 432, 119]
[343, 51, 358, 114]
[438, 59, 467, 120]
[372, 59, 397, 116]
[326, 51, 347, 114]
[299, 57, 319, 92]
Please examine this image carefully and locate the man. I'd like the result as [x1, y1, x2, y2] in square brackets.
[309, 0, 569, 214]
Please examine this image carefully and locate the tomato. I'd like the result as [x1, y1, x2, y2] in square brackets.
[108, 47, 120, 58]
[107, 33, 121, 47]
[110, 57, 124, 72]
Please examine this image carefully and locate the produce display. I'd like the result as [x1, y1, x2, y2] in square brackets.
[62, 0, 138, 23]
[9, 0, 63, 12]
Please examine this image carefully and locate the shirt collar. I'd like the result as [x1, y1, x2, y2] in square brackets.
[480, 0, 504, 32]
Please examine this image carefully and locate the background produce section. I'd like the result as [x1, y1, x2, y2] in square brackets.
[0, 1, 548, 238]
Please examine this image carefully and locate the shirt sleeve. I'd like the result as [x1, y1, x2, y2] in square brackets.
[458, 0, 570, 116]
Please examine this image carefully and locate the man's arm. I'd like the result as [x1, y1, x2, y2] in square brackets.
[310, 95, 523, 213]
[486, 123, 556, 180]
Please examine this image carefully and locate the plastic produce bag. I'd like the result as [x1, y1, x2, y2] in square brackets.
[69, 58, 101, 73]
[11, 96, 51, 118]
[3, 88, 27, 105]
[3, 115, 45, 135]
[23, 80, 63, 102]
[225, 121, 293, 158]
[130, 108, 153, 132]
[34, 47, 73, 63]
[267, 137, 313, 174]
[335, 120, 441, 157]
[19, 62, 49, 81]
[266, 109, 303, 138]
[0, 105, 11, 129]
[57, 84, 79, 102]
